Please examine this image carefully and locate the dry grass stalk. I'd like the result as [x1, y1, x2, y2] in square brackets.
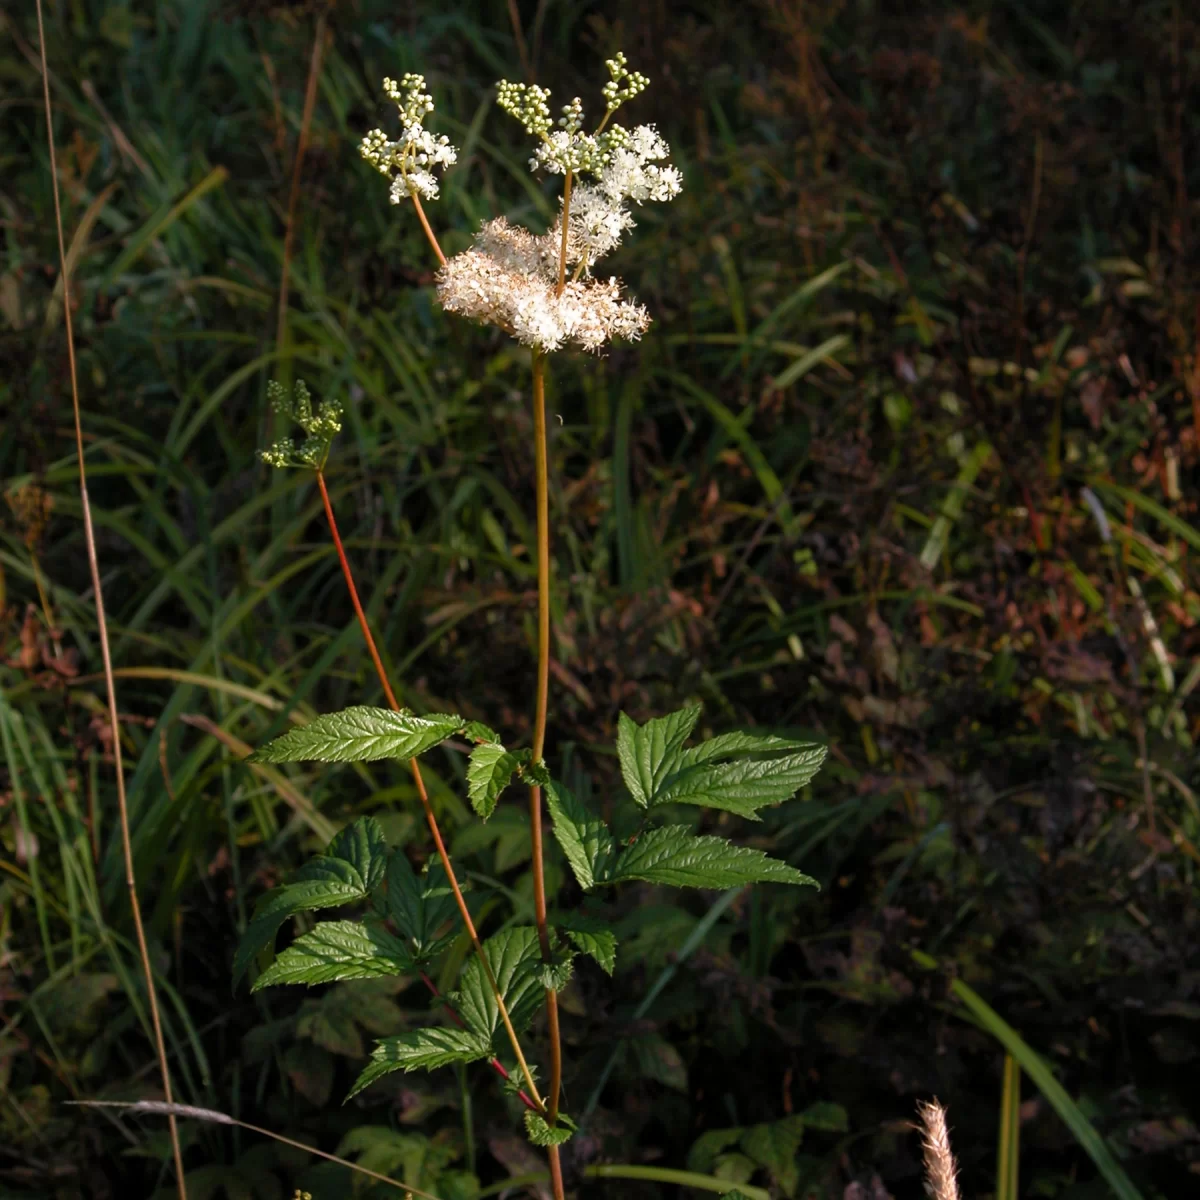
[917, 1099, 962, 1200]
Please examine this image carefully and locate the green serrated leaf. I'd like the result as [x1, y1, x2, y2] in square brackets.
[501, 1060, 540, 1097]
[323, 816, 390, 891]
[559, 917, 617, 975]
[452, 927, 544, 1045]
[466, 743, 527, 820]
[252, 920, 414, 990]
[651, 746, 828, 819]
[249, 706, 466, 763]
[688, 1127, 744, 1174]
[741, 1115, 805, 1197]
[346, 1027, 493, 1096]
[379, 853, 459, 961]
[522, 759, 551, 786]
[538, 951, 575, 991]
[233, 818, 391, 985]
[617, 705, 702, 807]
[524, 1111, 577, 1146]
[461, 720, 501, 744]
[609, 827, 819, 890]
[233, 879, 368, 985]
[676, 729, 819, 768]
[545, 781, 617, 891]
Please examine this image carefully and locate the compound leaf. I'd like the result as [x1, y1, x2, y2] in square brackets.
[347, 1027, 492, 1096]
[377, 852, 458, 961]
[545, 781, 617, 891]
[617, 705, 702, 808]
[524, 1111, 577, 1146]
[651, 747, 828, 820]
[609, 827, 818, 890]
[253, 920, 414, 989]
[232, 817, 393, 985]
[249, 706, 466, 763]
[467, 743, 527, 820]
[615, 707, 827, 818]
[559, 915, 617, 975]
[452, 926, 544, 1045]
[322, 816, 390, 892]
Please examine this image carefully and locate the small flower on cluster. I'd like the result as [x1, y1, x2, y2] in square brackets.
[259, 380, 343, 470]
[597, 124, 682, 205]
[437, 219, 649, 353]
[360, 74, 458, 202]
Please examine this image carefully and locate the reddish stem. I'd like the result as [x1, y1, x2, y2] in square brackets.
[418, 971, 539, 1112]
[315, 470, 545, 1110]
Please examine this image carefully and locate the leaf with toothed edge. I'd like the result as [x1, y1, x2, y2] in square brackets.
[347, 1027, 493, 1096]
[609, 826, 819, 890]
[248, 706, 467, 763]
[252, 920, 414, 989]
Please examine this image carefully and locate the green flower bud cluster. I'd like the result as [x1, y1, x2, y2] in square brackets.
[383, 73, 435, 128]
[496, 81, 553, 137]
[498, 54, 653, 178]
[601, 52, 648, 111]
[259, 379, 343, 471]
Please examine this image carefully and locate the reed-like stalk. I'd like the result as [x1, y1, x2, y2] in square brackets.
[34, 2, 187, 1194]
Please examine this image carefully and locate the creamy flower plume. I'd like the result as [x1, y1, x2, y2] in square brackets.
[437, 218, 649, 353]
[364, 54, 677, 352]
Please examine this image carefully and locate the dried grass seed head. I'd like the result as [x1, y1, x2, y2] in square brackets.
[916, 1100, 961, 1200]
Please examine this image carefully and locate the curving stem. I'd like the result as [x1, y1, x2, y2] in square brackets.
[315, 470, 545, 1113]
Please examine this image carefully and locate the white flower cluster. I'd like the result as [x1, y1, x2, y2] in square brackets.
[437, 218, 649, 353]
[546, 123, 681, 270]
[359, 73, 458, 202]
[496, 55, 681, 272]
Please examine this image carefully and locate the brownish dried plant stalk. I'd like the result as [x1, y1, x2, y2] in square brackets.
[917, 1100, 962, 1200]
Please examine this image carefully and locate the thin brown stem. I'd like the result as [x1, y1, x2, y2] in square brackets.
[275, 12, 327, 355]
[528, 352, 565, 1197]
[411, 193, 448, 267]
[530, 356, 552, 765]
[506, 0, 533, 82]
[35, 2, 186, 1194]
[315, 471, 545, 1111]
[555, 172, 572, 297]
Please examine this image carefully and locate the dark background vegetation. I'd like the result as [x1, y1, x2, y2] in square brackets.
[3, 0, 1199, 1196]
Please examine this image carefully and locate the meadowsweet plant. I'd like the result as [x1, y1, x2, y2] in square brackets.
[241, 54, 827, 1199]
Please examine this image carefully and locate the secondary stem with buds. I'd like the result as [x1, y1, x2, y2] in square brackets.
[528, 350, 566, 1200]
[315, 470, 545, 1113]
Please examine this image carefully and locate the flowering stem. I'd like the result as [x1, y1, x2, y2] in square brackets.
[411, 193, 447, 267]
[528, 351, 566, 1199]
[315, 470, 546, 1114]
[555, 171, 572, 296]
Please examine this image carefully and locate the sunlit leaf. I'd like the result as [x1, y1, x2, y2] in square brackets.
[249, 706, 466, 763]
